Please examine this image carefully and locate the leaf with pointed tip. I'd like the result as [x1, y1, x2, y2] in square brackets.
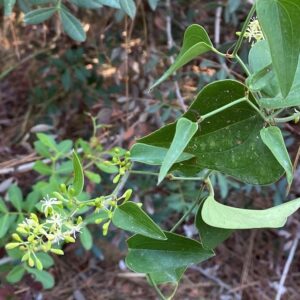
[98, 0, 120, 8]
[260, 126, 293, 185]
[119, 0, 136, 19]
[24, 7, 57, 24]
[139, 80, 284, 185]
[70, 0, 103, 8]
[80, 227, 93, 250]
[112, 202, 167, 240]
[125, 232, 214, 273]
[72, 151, 84, 196]
[59, 7, 86, 42]
[8, 184, 23, 212]
[158, 118, 198, 184]
[147, 0, 159, 10]
[202, 195, 300, 229]
[150, 24, 215, 90]
[131, 143, 194, 166]
[257, 0, 300, 97]
[148, 267, 186, 285]
[196, 204, 232, 249]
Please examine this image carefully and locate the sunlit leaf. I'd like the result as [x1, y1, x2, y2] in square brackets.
[202, 195, 300, 229]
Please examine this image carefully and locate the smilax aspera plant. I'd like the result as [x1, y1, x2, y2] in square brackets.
[4, 1, 300, 299]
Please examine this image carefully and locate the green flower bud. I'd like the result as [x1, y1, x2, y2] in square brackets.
[50, 248, 64, 255]
[12, 233, 22, 242]
[113, 174, 120, 184]
[28, 257, 35, 267]
[60, 184, 67, 194]
[64, 236, 76, 243]
[35, 257, 43, 271]
[5, 243, 20, 250]
[102, 221, 110, 236]
[122, 189, 133, 201]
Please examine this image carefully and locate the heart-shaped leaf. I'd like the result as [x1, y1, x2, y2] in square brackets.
[126, 232, 214, 273]
[148, 267, 186, 285]
[150, 24, 216, 89]
[202, 195, 300, 229]
[257, 0, 300, 97]
[112, 202, 166, 240]
[138, 80, 284, 185]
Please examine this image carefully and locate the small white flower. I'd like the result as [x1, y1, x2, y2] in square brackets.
[245, 18, 264, 43]
[41, 195, 61, 213]
[66, 223, 83, 238]
[47, 213, 64, 228]
[51, 230, 66, 244]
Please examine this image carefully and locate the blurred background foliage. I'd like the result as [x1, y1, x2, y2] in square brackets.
[1, 0, 300, 299]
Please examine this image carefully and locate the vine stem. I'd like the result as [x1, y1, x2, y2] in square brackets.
[232, 4, 256, 57]
[130, 170, 205, 181]
[274, 112, 300, 123]
[170, 171, 213, 233]
[147, 275, 168, 300]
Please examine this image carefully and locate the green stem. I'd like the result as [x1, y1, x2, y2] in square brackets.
[199, 97, 247, 123]
[130, 170, 204, 181]
[245, 99, 268, 121]
[274, 112, 300, 123]
[232, 4, 256, 57]
[170, 171, 212, 233]
[147, 275, 168, 300]
[235, 55, 251, 77]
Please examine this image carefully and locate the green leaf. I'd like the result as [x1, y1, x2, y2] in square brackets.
[147, 0, 159, 10]
[24, 7, 57, 24]
[202, 195, 300, 229]
[27, 268, 55, 289]
[8, 184, 23, 212]
[148, 267, 186, 285]
[4, 0, 16, 16]
[248, 40, 279, 97]
[112, 202, 167, 240]
[119, 0, 136, 19]
[33, 161, 52, 175]
[0, 214, 10, 238]
[36, 133, 57, 152]
[70, 0, 103, 8]
[84, 171, 101, 184]
[35, 252, 54, 269]
[125, 232, 214, 273]
[72, 151, 84, 196]
[130, 143, 194, 166]
[139, 80, 284, 185]
[96, 162, 118, 174]
[195, 204, 232, 249]
[257, 0, 300, 97]
[260, 126, 293, 185]
[59, 7, 86, 42]
[24, 191, 40, 213]
[151, 24, 215, 90]
[57, 140, 73, 155]
[6, 265, 25, 284]
[158, 118, 198, 184]
[34, 140, 52, 158]
[80, 227, 93, 250]
[98, 0, 120, 9]
[0, 197, 8, 213]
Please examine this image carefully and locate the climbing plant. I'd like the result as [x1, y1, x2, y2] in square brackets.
[3, 0, 300, 299]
